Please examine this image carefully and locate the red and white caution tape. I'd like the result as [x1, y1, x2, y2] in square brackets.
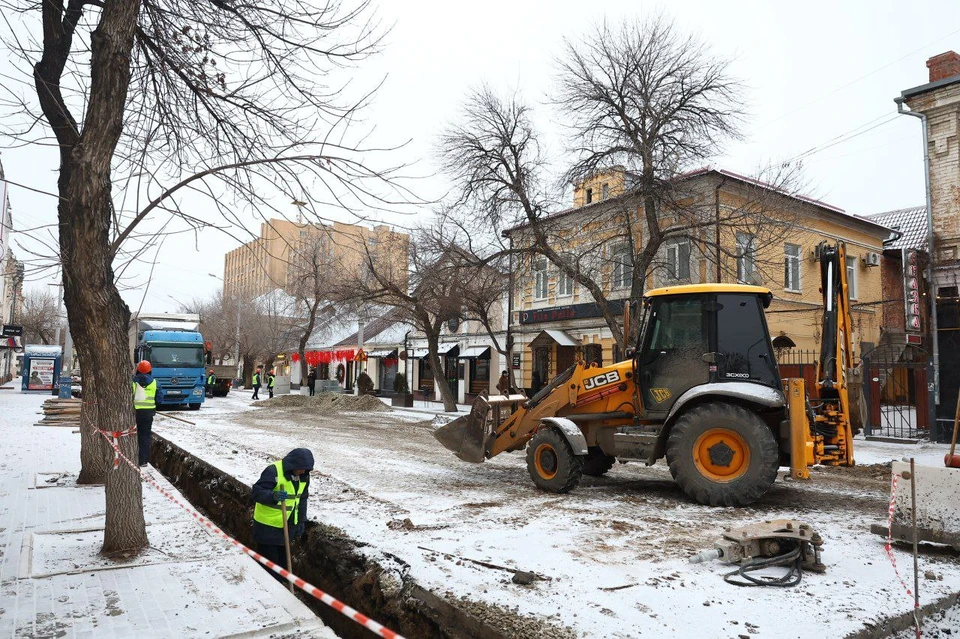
[98, 427, 137, 468]
[96, 428, 405, 639]
[884, 473, 915, 601]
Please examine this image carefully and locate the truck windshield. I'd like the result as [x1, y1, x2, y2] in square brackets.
[149, 346, 204, 368]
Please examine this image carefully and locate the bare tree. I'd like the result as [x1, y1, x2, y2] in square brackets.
[253, 289, 302, 375]
[288, 234, 338, 383]
[441, 21, 802, 353]
[2, 0, 396, 555]
[341, 229, 464, 411]
[19, 288, 60, 345]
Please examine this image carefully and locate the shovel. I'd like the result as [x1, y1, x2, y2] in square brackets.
[945, 393, 960, 469]
[279, 501, 295, 593]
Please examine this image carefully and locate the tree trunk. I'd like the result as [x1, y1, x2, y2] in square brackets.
[298, 301, 319, 383]
[242, 354, 255, 386]
[426, 332, 458, 412]
[77, 373, 108, 485]
[47, 0, 147, 555]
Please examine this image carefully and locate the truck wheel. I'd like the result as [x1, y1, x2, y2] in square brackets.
[666, 402, 778, 507]
[189, 403, 201, 411]
[582, 447, 616, 477]
[526, 428, 583, 493]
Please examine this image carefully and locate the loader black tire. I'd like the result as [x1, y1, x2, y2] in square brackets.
[526, 428, 583, 493]
[666, 402, 778, 507]
[582, 447, 616, 477]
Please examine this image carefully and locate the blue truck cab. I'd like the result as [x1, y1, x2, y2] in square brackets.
[131, 315, 206, 410]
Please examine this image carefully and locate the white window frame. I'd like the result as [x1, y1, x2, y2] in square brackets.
[557, 253, 575, 297]
[784, 243, 802, 293]
[846, 256, 858, 300]
[665, 239, 692, 283]
[736, 232, 757, 284]
[611, 244, 633, 290]
[533, 257, 549, 300]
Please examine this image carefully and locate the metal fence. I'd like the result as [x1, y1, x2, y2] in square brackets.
[861, 346, 933, 441]
[776, 347, 935, 441]
[776, 349, 821, 399]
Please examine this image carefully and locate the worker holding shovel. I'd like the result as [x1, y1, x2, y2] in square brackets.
[251, 448, 315, 586]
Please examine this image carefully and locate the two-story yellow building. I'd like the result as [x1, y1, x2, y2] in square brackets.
[505, 168, 893, 391]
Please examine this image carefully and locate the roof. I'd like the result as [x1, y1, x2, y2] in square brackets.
[23, 344, 62, 356]
[859, 206, 927, 251]
[531, 329, 580, 347]
[505, 167, 892, 237]
[644, 284, 772, 298]
[901, 73, 960, 100]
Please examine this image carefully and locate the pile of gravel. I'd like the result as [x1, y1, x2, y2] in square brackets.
[253, 392, 390, 414]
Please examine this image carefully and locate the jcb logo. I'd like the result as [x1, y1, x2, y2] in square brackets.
[583, 371, 620, 390]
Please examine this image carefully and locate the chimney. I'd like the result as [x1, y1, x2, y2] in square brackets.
[926, 51, 960, 83]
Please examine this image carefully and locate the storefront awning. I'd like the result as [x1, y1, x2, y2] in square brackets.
[531, 329, 580, 347]
[368, 348, 398, 358]
[412, 343, 459, 358]
[457, 346, 490, 359]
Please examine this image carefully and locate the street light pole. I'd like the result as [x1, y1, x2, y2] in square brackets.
[234, 298, 241, 382]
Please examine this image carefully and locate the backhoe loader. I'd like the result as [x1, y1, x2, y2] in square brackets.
[435, 241, 856, 507]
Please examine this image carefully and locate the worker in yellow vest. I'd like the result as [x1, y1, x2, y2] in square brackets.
[133, 361, 157, 467]
[205, 369, 217, 397]
[251, 448, 314, 579]
[251, 366, 262, 401]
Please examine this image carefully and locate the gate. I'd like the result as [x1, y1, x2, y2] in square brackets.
[862, 345, 933, 440]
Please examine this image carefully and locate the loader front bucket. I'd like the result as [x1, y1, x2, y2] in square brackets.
[433, 397, 492, 463]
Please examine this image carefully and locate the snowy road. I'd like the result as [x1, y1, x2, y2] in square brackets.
[154, 391, 960, 638]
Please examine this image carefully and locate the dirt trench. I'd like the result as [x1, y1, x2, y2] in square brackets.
[149, 434, 511, 639]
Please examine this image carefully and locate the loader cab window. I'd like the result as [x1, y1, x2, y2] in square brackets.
[639, 295, 709, 415]
[715, 293, 779, 388]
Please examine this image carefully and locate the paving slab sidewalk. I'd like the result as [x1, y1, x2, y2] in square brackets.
[0, 384, 334, 638]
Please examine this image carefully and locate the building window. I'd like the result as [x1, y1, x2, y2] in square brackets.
[736, 232, 757, 284]
[611, 244, 633, 290]
[666, 240, 692, 282]
[533, 257, 549, 300]
[557, 253, 575, 297]
[601, 183, 609, 200]
[585, 188, 593, 204]
[784, 243, 801, 292]
[846, 256, 858, 300]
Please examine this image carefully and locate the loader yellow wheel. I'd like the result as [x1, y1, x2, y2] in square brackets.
[693, 428, 750, 482]
[533, 443, 559, 480]
[666, 402, 779, 507]
[526, 428, 583, 493]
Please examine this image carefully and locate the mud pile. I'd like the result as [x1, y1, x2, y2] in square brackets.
[253, 391, 390, 414]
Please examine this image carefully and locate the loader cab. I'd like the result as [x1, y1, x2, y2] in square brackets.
[637, 284, 780, 420]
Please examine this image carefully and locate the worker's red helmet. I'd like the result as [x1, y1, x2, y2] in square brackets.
[137, 361, 152, 374]
[208, 369, 214, 373]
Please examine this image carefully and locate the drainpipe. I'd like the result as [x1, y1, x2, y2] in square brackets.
[895, 96, 939, 404]
[506, 234, 514, 379]
[714, 174, 727, 283]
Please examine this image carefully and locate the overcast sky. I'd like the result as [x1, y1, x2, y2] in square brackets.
[2, 0, 958, 315]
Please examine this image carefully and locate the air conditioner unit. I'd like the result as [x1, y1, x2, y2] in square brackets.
[863, 252, 880, 267]
[810, 245, 822, 262]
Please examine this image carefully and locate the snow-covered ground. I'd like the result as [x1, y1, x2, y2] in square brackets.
[0, 384, 335, 638]
[152, 389, 960, 638]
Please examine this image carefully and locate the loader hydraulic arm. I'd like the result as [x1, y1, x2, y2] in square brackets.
[804, 242, 855, 468]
